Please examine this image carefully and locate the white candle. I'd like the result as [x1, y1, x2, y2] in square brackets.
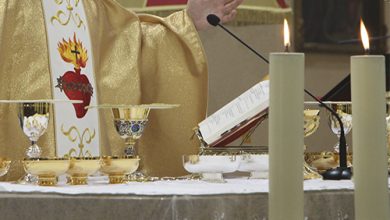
[351, 55, 390, 220]
[269, 51, 304, 220]
[351, 20, 390, 220]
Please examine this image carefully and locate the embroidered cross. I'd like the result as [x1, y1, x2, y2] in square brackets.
[71, 46, 80, 62]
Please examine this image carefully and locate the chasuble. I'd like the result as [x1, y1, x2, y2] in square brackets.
[0, 0, 207, 180]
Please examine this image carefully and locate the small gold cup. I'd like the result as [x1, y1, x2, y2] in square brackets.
[23, 158, 70, 186]
[66, 157, 101, 185]
[100, 156, 140, 184]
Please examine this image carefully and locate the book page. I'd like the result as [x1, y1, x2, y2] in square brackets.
[198, 80, 269, 144]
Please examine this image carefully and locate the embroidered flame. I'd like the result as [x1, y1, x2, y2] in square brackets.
[58, 33, 88, 69]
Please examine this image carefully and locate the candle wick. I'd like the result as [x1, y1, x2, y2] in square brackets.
[364, 48, 370, 55]
[284, 45, 290, 53]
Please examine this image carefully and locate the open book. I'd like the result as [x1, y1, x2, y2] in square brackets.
[196, 80, 269, 147]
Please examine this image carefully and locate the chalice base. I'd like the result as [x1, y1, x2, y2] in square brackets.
[126, 171, 154, 182]
[37, 175, 58, 186]
[67, 175, 88, 185]
[108, 173, 126, 184]
[17, 173, 38, 185]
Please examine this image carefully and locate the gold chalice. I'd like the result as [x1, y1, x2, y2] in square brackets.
[23, 158, 70, 186]
[66, 157, 101, 185]
[100, 156, 140, 184]
[303, 109, 322, 179]
[112, 107, 150, 156]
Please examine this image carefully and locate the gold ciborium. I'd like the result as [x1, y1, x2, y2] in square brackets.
[66, 157, 101, 185]
[100, 156, 140, 184]
[23, 158, 70, 186]
[303, 109, 322, 179]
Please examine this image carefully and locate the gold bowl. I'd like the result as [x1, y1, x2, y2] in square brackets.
[0, 158, 11, 177]
[23, 158, 70, 186]
[100, 156, 140, 184]
[66, 157, 101, 185]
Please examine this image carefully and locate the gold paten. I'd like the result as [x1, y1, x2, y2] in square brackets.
[23, 158, 70, 186]
[100, 156, 139, 184]
[66, 157, 100, 185]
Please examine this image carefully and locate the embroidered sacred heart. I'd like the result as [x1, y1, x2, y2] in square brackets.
[56, 68, 93, 118]
[56, 33, 93, 118]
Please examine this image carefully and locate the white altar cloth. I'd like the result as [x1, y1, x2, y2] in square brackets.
[0, 177, 380, 196]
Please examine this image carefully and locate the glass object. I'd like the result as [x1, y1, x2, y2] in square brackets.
[327, 102, 352, 153]
[18, 102, 51, 183]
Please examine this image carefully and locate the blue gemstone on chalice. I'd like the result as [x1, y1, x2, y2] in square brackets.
[131, 124, 140, 132]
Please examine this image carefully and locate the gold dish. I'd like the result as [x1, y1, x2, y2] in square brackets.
[0, 158, 11, 177]
[305, 152, 352, 173]
[23, 158, 70, 186]
[100, 156, 140, 184]
[66, 157, 101, 185]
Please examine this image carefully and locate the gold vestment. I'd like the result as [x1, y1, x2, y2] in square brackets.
[0, 0, 207, 180]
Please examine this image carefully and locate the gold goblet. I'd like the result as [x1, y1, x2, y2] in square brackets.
[303, 109, 322, 179]
[112, 107, 150, 156]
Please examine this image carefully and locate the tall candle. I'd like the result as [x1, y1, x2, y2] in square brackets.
[269, 19, 304, 220]
[351, 20, 390, 220]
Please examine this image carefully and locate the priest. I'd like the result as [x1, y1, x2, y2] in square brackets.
[0, 0, 243, 180]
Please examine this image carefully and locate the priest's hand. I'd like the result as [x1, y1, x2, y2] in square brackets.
[187, 0, 244, 31]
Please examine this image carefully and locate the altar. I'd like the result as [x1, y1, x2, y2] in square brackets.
[0, 177, 380, 220]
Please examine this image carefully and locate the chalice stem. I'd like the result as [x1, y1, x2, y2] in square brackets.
[124, 138, 136, 156]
